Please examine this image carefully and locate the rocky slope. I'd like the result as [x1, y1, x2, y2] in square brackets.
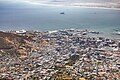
[0, 31, 33, 56]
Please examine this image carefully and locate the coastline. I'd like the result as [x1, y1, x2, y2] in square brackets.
[74, 6, 120, 11]
[72, 6, 120, 11]
[38, 3, 120, 11]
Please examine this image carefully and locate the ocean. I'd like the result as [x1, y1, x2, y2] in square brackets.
[0, 5, 120, 39]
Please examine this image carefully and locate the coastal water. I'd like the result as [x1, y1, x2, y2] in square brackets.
[0, 5, 120, 39]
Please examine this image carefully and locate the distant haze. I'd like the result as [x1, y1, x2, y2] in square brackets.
[52, 0, 120, 3]
[0, 0, 120, 4]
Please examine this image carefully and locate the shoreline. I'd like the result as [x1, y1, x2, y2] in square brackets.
[77, 6, 120, 11]
[73, 6, 120, 11]
[5, 28, 120, 40]
[37, 3, 120, 11]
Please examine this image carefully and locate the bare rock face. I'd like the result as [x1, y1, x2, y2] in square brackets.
[0, 37, 14, 49]
[0, 31, 32, 56]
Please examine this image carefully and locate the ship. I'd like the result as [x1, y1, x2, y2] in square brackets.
[113, 32, 120, 35]
[60, 12, 65, 14]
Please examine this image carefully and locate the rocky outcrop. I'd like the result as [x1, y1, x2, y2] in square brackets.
[0, 31, 33, 56]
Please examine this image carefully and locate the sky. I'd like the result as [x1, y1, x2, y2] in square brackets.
[0, 0, 51, 4]
[0, 0, 54, 4]
[0, 0, 52, 8]
[1, 0, 120, 4]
